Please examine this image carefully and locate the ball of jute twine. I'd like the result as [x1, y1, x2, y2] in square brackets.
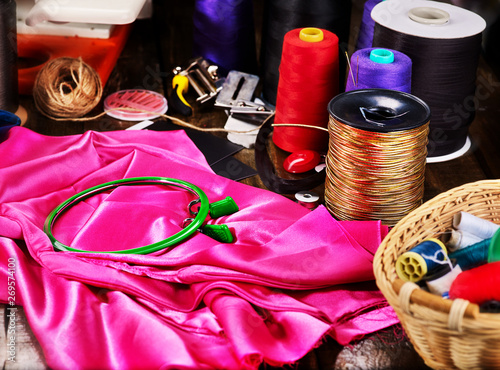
[33, 57, 103, 119]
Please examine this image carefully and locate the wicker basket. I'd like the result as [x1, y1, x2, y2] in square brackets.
[373, 179, 500, 370]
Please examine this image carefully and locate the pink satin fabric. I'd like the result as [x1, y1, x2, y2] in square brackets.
[0, 127, 398, 369]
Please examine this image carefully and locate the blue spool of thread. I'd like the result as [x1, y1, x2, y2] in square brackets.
[0, 109, 20, 143]
[192, 0, 257, 75]
[449, 228, 500, 270]
[355, 0, 384, 50]
[345, 47, 412, 93]
[396, 238, 448, 282]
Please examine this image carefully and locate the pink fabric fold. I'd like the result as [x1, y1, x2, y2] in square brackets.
[0, 127, 397, 369]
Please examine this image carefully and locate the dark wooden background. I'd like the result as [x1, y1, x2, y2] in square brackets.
[2, 0, 500, 368]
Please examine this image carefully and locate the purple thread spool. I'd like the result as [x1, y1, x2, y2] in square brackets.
[192, 0, 257, 75]
[345, 48, 412, 93]
[355, 0, 384, 50]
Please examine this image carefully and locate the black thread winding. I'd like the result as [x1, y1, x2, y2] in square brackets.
[0, 0, 18, 113]
[373, 23, 483, 157]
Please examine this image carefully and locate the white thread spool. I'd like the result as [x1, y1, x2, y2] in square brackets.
[445, 229, 484, 252]
[295, 191, 320, 210]
[426, 263, 462, 296]
[453, 211, 500, 240]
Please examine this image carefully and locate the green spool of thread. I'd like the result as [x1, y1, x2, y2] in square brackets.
[449, 228, 500, 270]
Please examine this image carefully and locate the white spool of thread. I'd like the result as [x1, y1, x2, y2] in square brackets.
[426, 263, 462, 296]
[295, 191, 320, 210]
[453, 211, 500, 240]
[445, 229, 484, 252]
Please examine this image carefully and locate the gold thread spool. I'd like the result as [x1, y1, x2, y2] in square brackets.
[325, 90, 430, 226]
[33, 57, 103, 119]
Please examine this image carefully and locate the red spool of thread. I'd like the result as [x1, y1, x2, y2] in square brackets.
[273, 27, 339, 153]
[449, 260, 500, 305]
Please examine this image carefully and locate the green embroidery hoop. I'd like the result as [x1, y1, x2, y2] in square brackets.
[44, 176, 237, 254]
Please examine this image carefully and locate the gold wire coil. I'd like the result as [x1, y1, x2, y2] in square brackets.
[324, 116, 429, 226]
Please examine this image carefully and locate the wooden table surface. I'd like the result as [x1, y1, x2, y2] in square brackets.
[2, 0, 500, 369]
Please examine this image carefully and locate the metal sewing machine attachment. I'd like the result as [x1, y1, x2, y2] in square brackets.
[215, 70, 274, 116]
[170, 57, 224, 115]
[214, 70, 275, 148]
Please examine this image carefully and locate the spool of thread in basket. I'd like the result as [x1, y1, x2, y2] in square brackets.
[273, 27, 339, 153]
[449, 260, 500, 305]
[345, 48, 412, 93]
[325, 89, 429, 226]
[453, 211, 500, 240]
[396, 239, 450, 282]
[445, 229, 484, 252]
[424, 262, 462, 297]
[445, 212, 499, 251]
[449, 228, 500, 270]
